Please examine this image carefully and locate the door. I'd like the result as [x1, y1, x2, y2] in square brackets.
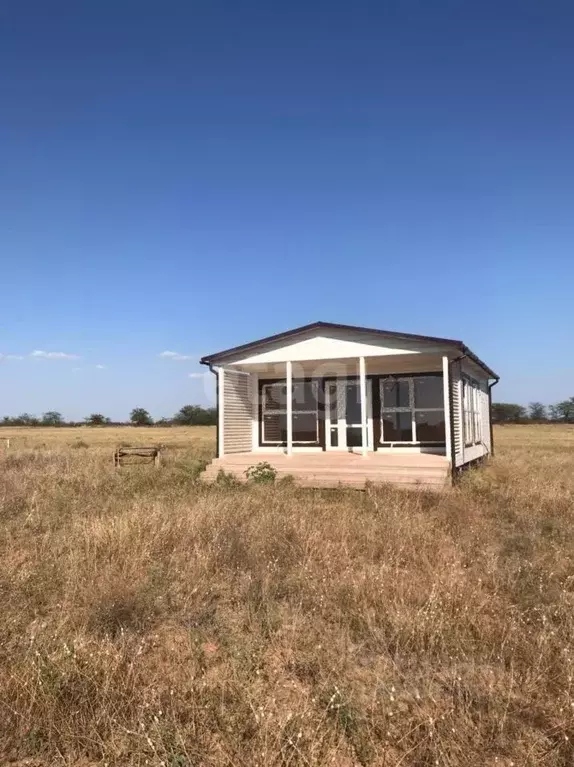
[325, 379, 373, 450]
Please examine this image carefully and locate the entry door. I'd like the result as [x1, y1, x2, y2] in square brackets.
[325, 379, 373, 450]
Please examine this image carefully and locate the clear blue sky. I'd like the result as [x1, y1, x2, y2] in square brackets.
[1, 1, 573, 420]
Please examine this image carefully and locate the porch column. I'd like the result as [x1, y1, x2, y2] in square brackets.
[359, 356, 368, 456]
[442, 355, 452, 465]
[286, 360, 293, 456]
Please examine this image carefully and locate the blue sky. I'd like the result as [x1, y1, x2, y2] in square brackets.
[1, 0, 573, 420]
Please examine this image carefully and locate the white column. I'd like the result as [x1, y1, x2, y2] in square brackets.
[359, 356, 368, 456]
[442, 355, 452, 465]
[251, 373, 258, 451]
[286, 360, 293, 456]
[217, 366, 225, 458]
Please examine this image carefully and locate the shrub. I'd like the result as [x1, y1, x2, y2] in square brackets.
[245, 461, 277, 484]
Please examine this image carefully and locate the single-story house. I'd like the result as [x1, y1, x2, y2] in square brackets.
[199, 322, 499, 489]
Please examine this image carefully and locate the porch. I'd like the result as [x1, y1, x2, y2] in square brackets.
[201, 450, 450, 490]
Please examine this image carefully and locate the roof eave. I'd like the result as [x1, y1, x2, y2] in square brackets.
[199, 321, 466, 366]
[460, 345, 499, 380]
[199, 321, 498, 379]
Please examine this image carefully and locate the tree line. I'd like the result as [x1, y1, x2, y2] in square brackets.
[0, 405, 217, 427]
[493, 398, 574, 424]
[2, 398, 573, 428]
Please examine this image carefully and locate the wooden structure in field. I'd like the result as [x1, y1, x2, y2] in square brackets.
[113, 445, 162, 468]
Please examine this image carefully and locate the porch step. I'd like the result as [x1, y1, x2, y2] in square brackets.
[200, 455, 449, 490]
[204, 454, 448, 467]
[202, 471, 446, 491]
[202, 464, 447, 480]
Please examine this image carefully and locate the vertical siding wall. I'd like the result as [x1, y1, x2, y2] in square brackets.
[450, 360, 465, 467]
[459, 360, 491, 464]
[222, 370, 253, 454]
[480, 381, 492, 453]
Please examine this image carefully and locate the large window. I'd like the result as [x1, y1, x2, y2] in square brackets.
[380, 375, 445, 444]
[261, 381, 319, 444]
[463, 376, 482, 446]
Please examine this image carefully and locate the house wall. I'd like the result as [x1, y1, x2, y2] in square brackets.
[480, 379, 492, 454]
[221, 369, 253, 455]
[449, 358, 494, 468]
[459, 358, 492, 464]
[450, 359, 465, 467]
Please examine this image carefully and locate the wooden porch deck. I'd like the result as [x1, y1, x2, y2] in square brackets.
[201, 452, 451, 490]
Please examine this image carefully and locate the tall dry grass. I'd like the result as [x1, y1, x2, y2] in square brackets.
[0, 425, 573, 766]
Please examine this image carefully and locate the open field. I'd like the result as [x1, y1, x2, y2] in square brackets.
[1, 425, 574, 766]
[0, 425, 216, 451]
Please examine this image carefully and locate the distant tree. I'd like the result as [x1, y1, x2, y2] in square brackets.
[491, 403, 526, 424]
[549, 398, 574, 423]
[173, 404, 217, 426]
[0, 415, 21, 426]
[130, 407, 153, 426]
[15, 413, 40, 427]
[528, 402, 547, 422]
[85, 413, 109, 426]
[41, 411, 64, 426]
[154, 417, 173, 427]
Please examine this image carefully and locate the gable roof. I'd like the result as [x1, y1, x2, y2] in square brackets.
[200, 321, 498, 378]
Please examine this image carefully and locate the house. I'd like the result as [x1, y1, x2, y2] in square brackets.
[199, 322, 499, 489]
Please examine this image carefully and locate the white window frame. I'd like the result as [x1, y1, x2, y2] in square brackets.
[324, 378, 374, 451]
[380, 375, 445, 444]
[261, 381, 319, 445]
[462, 375, 482, 446]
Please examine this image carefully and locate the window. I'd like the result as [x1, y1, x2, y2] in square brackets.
[382, 378, 410, 409]
[415, 410, 446, 442]
[414, 376, 443, 409]
[380, 375, 445, 444]
[261, 381, 319, 444]
[463, 376, 482, 446]
[382, 411, 413, 441]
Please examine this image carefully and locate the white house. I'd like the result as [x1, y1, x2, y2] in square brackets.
[200, 322, 499, 489]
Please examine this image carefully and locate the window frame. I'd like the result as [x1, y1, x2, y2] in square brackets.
[462, 375, 482, 447]
[380, 374, 446, 445]
[260, 380, 320, 446]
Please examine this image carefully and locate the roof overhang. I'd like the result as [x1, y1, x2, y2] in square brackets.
[200, 321, 498, 379]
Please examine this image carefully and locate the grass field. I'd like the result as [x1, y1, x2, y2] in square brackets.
[1, 425, 574, 766]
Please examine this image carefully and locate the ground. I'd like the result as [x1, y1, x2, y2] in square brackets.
[0, 425, 573, 766]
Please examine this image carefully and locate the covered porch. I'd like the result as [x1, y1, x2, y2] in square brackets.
[217, 352, 453, 458]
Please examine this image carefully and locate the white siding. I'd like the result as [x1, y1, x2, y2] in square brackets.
[222, 370, 253, 454]
[463, 443, 488, 463]
[451, 360, 465, 467]
[480, 380, 492, 453]
[442, 356, 452, 466]
[460, 359, 490, 463]
[452, 359, 493, 467]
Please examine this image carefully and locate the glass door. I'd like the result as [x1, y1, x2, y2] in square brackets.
[325, 379, 373, 450]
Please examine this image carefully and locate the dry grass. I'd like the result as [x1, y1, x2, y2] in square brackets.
[0, 425, 215, 451]
[0, 425, 573, 766]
